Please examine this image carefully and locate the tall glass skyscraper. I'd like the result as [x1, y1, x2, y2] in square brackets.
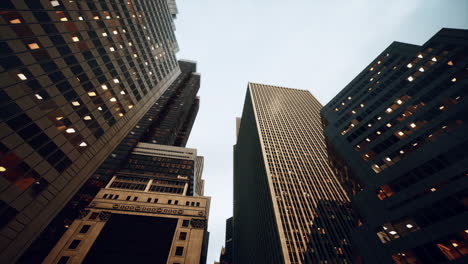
[0, 0, 189, 262]
[321, 28, 468, 264]
[233, 83, 355, 263]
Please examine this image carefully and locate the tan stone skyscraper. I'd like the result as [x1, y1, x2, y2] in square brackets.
[233, 83, 355, 264]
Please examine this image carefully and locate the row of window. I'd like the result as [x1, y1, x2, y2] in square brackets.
[101, 193, 202, 207]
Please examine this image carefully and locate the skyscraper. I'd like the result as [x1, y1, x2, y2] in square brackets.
[233, 83, 355, 263]
[0, 0, 184, 262]
[321, 28, 468, 263]
[219, 216, 233, 264]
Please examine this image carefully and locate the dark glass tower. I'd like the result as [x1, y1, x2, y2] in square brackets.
[321, 28, 468, 264]
[234, 83, 355, 263]
[0, 0, 182, 262]
[18, 60, 202, 263]
[220, 216, 233, 264]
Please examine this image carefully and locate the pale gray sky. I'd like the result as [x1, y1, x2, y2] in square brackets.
[174, 0, 468, 263]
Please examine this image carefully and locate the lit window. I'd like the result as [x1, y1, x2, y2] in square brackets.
[93, 16, 99, 20]
[399, 150, 404, 154]
[35, 94, 43, 100]
[113, 30, 118, 35]
[377, 116, 382, 120]
[385, 108, 393, 113]
[407, 63, 413, 68]
[369, 67, 374, 71]
[397, 131, 404, 136]
[369, 78, 374, 81]
[72, 36, 79, 42]
[377, 60, 381, 64]
[119, 45, 123, 48]
[418, 67, 425, 72]
[409, 123, 416, 128]
[431, 57, 437, 62]
[78, 16, 84, 20]
[145, 62, 148, 66]
[348, 96, 352, 100]
[451, 78, 457, 82]
[386, 123, 392, 128]
[122, 29, 126, 33]
[0, 166, 6, 172]
[365, 138, 371, 142]
[71, 101, 80, 106]
[406, 224, 413, 229]
[106, 15, 111, 19]
[118, 113, 124, 117]
[101, 84, 108, 90]
[102, 32, 108, 37]
[83, 116, 92, 120]
[79, 142, 87, 147]
[430, 188, 437, 192]
[128, 42, 133, 46]
[407, 76, 414, 82]
[56, 117, 63, 120]
[389, 231, 398, 235]
[109, 47, 115, 52]
[50, 0, 60, 7]
[360, 103, 365, 107]
[88, 92, 97, 97]
[110, 97, 117, 102]
[367, 124, 372, 127]
[452, 243, 459, 247]
[351, 110, 356, 114]
[417, 54, 423, 58]
[341, 102, 345, 106]
[447, 61, 454, 66]
[133, 54, 138, 58]
[147, 36, 150, 40]
[376, 131, 381, 135]
[385, 157, 392, 162]
[120, 91, 125, 95]
[9, 18, 21, 24]
[396, 99, 403, 105]
[113, 79, 120, 83]
[60, 17, 68, 22]
[66, 128, 76, 133]
[27, 43, 40, 50]
[439, 105, 445, 110]
[128, 105, 133, 109]
[17, 73, 27, 80]
[98, 107, 103, 111]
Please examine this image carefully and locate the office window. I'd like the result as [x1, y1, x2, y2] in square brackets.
[68, 240, 80, 249]
[126, 196, 131, 201]
[179, 232, 187, 240]
[182, 220, 190, 227]
[175, 246, 184, 256]
[79, 225, 91, 234]
[133, 197, 138, 201]
[147, 198, 152, 202]
[168, 200, 172, 204]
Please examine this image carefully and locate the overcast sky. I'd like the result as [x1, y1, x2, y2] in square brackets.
[174, 0, 468, 262]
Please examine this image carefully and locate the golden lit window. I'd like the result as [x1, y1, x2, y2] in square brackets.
[360, 103, 365, 107]
[79, 142, 87, 147]
[9, 18, 21, 24]
[385, 157, 392, 162]
[122, 29, 126, 33]
[417, 54, 423, 58]
[365, 138, 371, 142]
[83, 116, 92, 120]
[60, 17, 68, 22]
[377, 60, 381, 64]
[409, 123, 416, 128]
[451, 78, 457, 82]
[35, 94, 43, 100]
[101, 84, 108, 90]
[118, 113, 124, 117]
[0, 166, 6, 172]
[110, 97, 117, 102]
[78, 16, 84, 20]
[407, 76, 414, 82]
[407, 63, 413, 68]
[447, 61, 454, 66]
[50, 0, 60, 7]
[369, 67, 374, 71]
[128, 42, 133, 46]
[106, 15, 111, 19]
[102, 32, 108, 37]
[397, 131, 404, 136]
[385, 108, 393, 113]
[109, 47, 115, 52]
[399, 150, 404, 154]
[419, 67, 425, 72]
[128, 105, 133, 109]
[431, 57, 437, 62]
[386, 123, 392, 128]
[71, 101, 80, 106]
[120, 91, 125, 95]
[98, 107, 103, 111]
[351, 110, 356, 114]
[66, 128, 76, 133]
[56, 117, 63, 120]
[439, 106, 445, 110]
[17, 73, 27, 80]
[113, 79, 120, 83]
[430, 187, 437, 192]
[27, 43, 40, 50]
[133, 54, 138, 58]
[72, 36, 80, 42]
[376, 131, 381, 135]
[88, 92, 97, 96]
[93, 16, 100, 20]
[396, 99, 403, 105]
[113, 30, 118, 35]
